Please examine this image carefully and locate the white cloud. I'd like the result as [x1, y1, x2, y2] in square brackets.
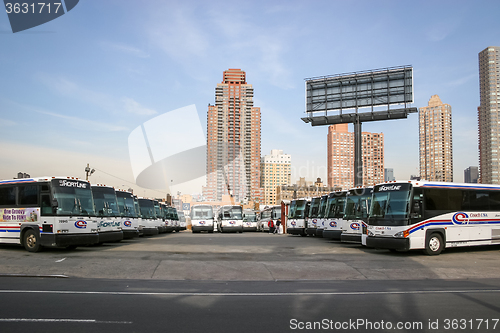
[122, 97, 157, 116]
[102, 41, 150, 58]
[0, 118, 16, 127]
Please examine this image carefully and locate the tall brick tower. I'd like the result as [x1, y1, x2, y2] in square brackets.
[203, 69, 262, 203]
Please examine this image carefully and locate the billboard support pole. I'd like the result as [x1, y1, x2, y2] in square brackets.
[354, 115, 363, 187]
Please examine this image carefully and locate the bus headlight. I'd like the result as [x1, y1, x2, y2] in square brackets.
[394, 231, 409, 238]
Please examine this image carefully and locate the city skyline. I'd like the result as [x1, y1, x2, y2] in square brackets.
[0, 1, 499, 198]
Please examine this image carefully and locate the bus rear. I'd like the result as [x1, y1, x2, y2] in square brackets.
[217, 205, 243, 233]
[191, 205, 214, 233]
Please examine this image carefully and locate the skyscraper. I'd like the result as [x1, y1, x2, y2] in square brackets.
[478, 46, 500, 184]
[260, 149, 291, 206]
[203, 69, 262, 203]
[327, 124, 384, 189]
[419, 95, 453, 182]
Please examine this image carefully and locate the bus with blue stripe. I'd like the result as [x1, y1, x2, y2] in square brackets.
[366, 180, 500, 255]
[0, 177, 99, 252]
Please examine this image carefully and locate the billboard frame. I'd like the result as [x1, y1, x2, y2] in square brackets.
[302, 66, 417, 187]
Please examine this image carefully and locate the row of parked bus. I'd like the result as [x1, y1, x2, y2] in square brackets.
[287, 180, 500, 255]
[0, 177, 185, 252]
[190, 204, 282, 233]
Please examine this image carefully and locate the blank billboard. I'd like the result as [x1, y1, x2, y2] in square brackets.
[306, 66, 414, 113]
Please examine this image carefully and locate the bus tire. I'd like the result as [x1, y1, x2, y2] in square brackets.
[23, 229, 42, 252]
[424, 233, 444, 255]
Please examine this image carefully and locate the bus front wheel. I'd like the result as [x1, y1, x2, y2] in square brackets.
[23, 229, 42, 252]
[424, 233, 444, 255]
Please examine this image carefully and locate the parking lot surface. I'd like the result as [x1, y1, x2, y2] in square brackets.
[1, 231, 499, 281]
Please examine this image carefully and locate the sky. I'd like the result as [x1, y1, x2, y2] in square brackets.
[1, 0, 499, 199]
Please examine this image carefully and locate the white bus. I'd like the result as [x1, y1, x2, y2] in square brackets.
[314, 195, 329, 237]
[259, 205, 281, 232]
[366, 180, 500, 255]
[137, 198, 160, 236]
[323, 191, 347, 240]
[190, 205, 215, 233]
[306, 196, 321, 236]
[91, 185, 123, 243]
[178, 211, 187, 231]
[115, 189, 140, 239]
[243, 209, 258, 231]
[341, 187, 372, 244]
[217, 205, 243, 233]
[287, 199, 310, 236]
[0, 177, 99, 252]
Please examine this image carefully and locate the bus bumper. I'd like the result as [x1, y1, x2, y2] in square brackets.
[243, 227, 257, 232]
[341, 233, 362, 244]
[366, 236, 410, 250]
[306, 227, 317, 236]
[98, 230, 124, 243]
[287, 227, 305, 235]
[315, 228, 324, 237]
[142, 227, 159, 236]
[220, 226, 243, 233]
[192, 226, 214, 232]
[123, 229, 140, 239]
[323, 230, 342, 240]
[40, 233, 99, 247]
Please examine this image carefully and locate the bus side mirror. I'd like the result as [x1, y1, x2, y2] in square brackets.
[52, 199, 58, 208]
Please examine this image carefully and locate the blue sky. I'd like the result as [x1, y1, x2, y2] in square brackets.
[0, 0, 499, 198]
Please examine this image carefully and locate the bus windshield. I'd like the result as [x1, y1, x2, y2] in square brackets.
[288, 200, 307, 219]
[243, 210, 257, 222]
[318, 196, 328, 218]
[138, 199, 156, 219]
[52, 179, 95, 216]
[344, 189, 372, 220]
[369, 184, 411, 226]
[308, 197, 321, 218]
[191, 206, 214, 219]
[116, 191, 138, 218]
[221, 206, 242, 220]
[92, 187, 120, 217]
[326, 193, 346, 218]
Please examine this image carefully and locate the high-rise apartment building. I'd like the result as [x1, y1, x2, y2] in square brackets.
[327, 124, 384, 190]
[464, 166, 479, 184]
[203, 69, 262, 203]
[478, 46, 500, 184]
[419, 95, 453, 182]
[260, 149, 291, 206]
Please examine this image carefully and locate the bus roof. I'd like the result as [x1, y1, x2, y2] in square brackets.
[376, 180, 500, 191]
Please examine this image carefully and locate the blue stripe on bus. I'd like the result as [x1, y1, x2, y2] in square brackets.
[421, 183, 500, 191]
[409, 220, 500, 235]
[0, 179, 36, 185]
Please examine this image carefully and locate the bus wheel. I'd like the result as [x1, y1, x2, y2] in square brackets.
[424, 233, 444, 255]
[23, 229, 42, 252]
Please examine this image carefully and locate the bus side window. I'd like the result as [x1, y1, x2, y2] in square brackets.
[0, 186, 16, 206]
[19, 185, 39, 206]
[41, 194, 52, 215]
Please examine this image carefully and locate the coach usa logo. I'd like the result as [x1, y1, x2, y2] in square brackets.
[4, 0, 79, 33]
